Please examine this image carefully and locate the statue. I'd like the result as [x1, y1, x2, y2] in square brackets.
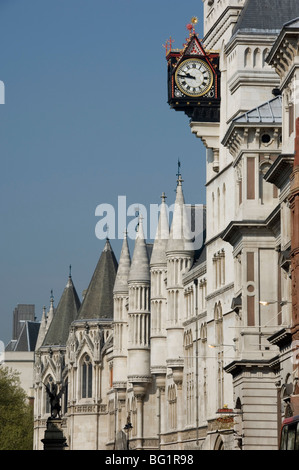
[44, 382, 64, 419]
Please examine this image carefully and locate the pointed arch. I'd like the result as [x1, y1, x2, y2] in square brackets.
[81, 353, 93, 398]
[253, 48, 261, 68]
[244, 47, 252, 67]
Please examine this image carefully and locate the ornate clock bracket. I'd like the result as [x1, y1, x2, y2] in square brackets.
[165, 19, 221, 124]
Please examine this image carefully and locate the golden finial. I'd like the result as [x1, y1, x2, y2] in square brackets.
[186, 16, 198, 37]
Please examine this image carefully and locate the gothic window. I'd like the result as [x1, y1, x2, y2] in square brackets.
[81, 354, 93, 399]
[63, 378, 68, 415]
[213, 250, 225, 289]
[199, 278, 207, 312]
[45, 375, 54, 415]
[244, 47, 252, 67]
[262, 48, 270, 67]
[253, 48, 261, 68]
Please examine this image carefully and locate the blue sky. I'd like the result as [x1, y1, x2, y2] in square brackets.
[0, 0, 206, 345]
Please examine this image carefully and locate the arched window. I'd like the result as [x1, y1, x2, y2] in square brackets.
[262, 48, 270, 67]
[81, 354, 93, 398]
[253, 48, 261, 68]
[45, 375, 54, 415]
[244, 47, 252, 67]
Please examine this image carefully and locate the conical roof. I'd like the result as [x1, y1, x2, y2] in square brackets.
[77, 238, 118, 320]
[42, 273, 81, 347]
[167, 176, 194, 253]
[128, 216, 150, 283]
[113, 231, 131, 294]
[150, 193, 169, 266]
[35, 306, 47, 350]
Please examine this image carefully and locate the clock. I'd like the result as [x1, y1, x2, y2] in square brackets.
[174, 58, 213, 97]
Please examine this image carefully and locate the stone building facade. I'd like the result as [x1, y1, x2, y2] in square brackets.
[33, 0, 299, 450]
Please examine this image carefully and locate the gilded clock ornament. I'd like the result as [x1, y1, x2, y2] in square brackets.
[165, 23, 221, 122]
[175, 58, 213, 97]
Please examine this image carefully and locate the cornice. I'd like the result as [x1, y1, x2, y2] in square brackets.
[225, 31, 279, 55]
[267, 327, 292, 348]
[224, 355, 280, 377]
[264, 153, 294, 188]
[222, 205, 280, 247]
[267, 28, 299, 80]
[204, 5, 242, 49]
[228, 70, 279, 95]
[222, 122, 282, 159]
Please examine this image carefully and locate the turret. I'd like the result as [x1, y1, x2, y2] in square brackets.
[127, 216, 151, 401]
[112, 231, 131, 400]
[166, 175, 194, 386]
[150, 193, 169, 383]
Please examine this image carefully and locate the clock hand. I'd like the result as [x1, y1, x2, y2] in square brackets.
[177, 73, 196, 80]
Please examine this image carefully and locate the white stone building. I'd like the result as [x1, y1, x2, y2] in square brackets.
[33, 0, 299, 450]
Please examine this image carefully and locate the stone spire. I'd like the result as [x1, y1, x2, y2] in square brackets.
[167, 175, 194, 253]
[150, 192, 169, 266]
[42, 270, 81, 347]
[45, 291, 55, 331]
[113, 231, 131, 294]
[77, 238, 118, 320]
[35, 306, 47, 350]
[128, 216, 150, 283]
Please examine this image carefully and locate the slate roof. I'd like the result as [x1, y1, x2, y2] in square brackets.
[8, 321, 41, 351]
[77, 239, 118, 320]
[233, 95, 282, 124]
[222, 95, 282, 146]
[42, 276, 81, 346]
[232, 0, 299, 34]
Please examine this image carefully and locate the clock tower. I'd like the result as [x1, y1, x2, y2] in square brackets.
[165, 19, 220, 122]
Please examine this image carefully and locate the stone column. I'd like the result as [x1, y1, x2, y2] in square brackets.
[155, 374, 166, 449]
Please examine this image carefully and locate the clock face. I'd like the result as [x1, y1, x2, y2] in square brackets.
[175, 58, 213, 97]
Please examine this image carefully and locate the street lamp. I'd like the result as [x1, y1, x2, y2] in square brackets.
[208, 344, 236, 351]
[123, 413, 133, 450]
[259, 300, 291, 306]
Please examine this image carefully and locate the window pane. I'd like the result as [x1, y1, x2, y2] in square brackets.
[88, 363, 92, 398]
[82, 362, 86, 398]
